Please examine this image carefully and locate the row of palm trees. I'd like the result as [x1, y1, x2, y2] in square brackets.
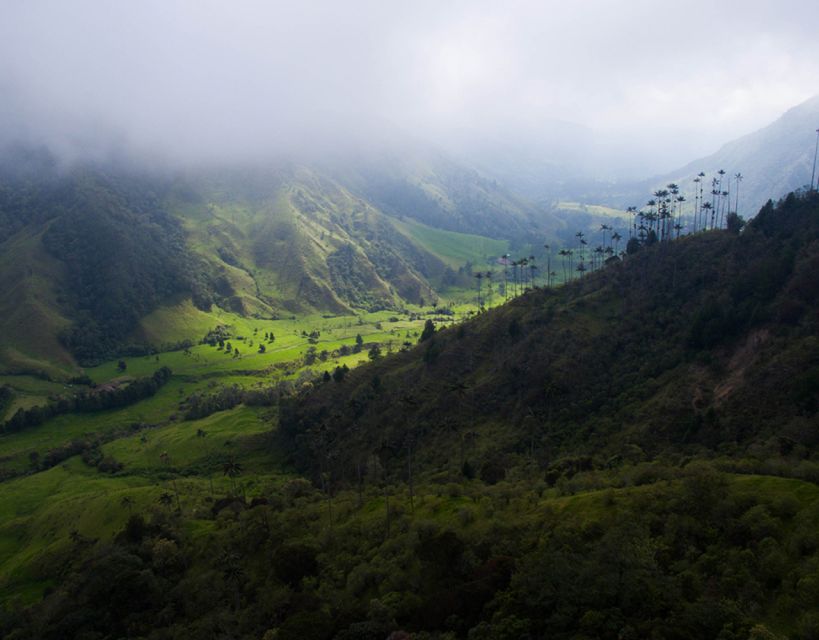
[469, 168, 744, 304]
[628, 170, 743, 242]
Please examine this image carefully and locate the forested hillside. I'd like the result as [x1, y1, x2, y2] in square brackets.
[281, 191, 819, 485]
[0, 147, 547, 373]
[0, 151, 213, 369]
[2, 192, 819, 640]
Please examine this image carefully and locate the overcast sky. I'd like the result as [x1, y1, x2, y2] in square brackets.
[1, 0, 818, 169]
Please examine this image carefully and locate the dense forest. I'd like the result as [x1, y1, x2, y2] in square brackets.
[0, 153, 221, 365]
[280, 191, 819, 486]
[2, 191, 818, 640]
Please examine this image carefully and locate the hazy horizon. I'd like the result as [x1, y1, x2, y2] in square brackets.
[1, 1, 818, 177]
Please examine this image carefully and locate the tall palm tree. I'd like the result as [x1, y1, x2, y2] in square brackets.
[702, 201, 713, 230]
[626, 206, 637, 239]
[223, 457, 243, 495]
[221, 552, 245, 612]
[485, 271, 493, 306]
[528, 255, 536, 288]
[593, 246, 604, 271]
[675, 195, 686, 236]
[544, 244, 552, 287]
[519, 257, 529, 290]
[502, 254, 510, 300]
[716, 169, 727, 228]
[666, 185, 679, 241]
[734, 172, 743, 216]
[158, 492, 174, 509]
[474, 272, 484, 307]
[611, 231, 622, 255]
[558, 249, 569, 283]
[646, 199, 657, 236]
[599, 223, 610, 249]
[159, 451, 182, 512]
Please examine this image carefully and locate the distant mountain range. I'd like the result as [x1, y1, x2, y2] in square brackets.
[595, 95, 819, 217]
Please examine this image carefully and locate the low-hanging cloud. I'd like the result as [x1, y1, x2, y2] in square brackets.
[1, 0, 818, 172]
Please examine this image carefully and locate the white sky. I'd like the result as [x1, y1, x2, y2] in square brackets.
[1, 0, 817, 166]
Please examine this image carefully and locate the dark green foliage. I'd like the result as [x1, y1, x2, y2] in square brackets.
[1, 367, 171, 434]
[279, 192, 819, 485]
[419, 319, 435, 342]
[5, 471, 818, 640]
[4, 191, 819, 640]
[0, 384, 12, 418]
[0, 156, 221, 364]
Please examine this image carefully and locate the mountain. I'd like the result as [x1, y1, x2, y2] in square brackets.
[281, 191, 819, 483]
[600, 95, 819, 216]
[0, 145, 558, 374]
[2, 191, 817, 640]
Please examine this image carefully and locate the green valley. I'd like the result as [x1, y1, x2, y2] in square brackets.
[1, 182, 818, 639]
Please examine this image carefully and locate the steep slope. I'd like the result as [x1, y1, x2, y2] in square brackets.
[604, 95, 819, 215]
[167, 165, 448, 318]
[281, 191, 819, 483]
[320, 143, 562, 242]
[0, 158, 208, 370]
[0, 147, 532, 373]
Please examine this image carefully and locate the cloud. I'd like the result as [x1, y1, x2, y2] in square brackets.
[1, 0, 817, 168]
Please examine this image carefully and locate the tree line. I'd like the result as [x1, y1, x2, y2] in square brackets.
[1, 367, 172, 434]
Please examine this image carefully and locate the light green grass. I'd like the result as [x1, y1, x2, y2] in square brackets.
[557, 201, 630, 220]
[393, 218, 508, 269]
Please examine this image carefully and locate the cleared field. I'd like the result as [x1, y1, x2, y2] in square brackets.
[393, 218, 509, 269]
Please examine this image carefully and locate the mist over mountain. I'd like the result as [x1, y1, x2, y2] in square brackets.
[589, 94, 819, 216]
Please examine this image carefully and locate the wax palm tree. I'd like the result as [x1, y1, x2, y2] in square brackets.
[734, 172, 743, 215]
[611, 231, 622, 254]
[485, 271, 493, 306]
[544, 244, 552, 287]
[646, 199, 657, 236]
[710, 178, 720, 229]
[474, 272, 484, 307]
[593, 246, 604, 270]
[221, 551, 245, 612]
[502, 254, 510, 300]
[223, 457, 243, 495]
[720, 189, 730, 228]
[519, 257, 529, 290]
[626, 206, 638, 238]
[599, 223, 610, 249]
[702, 201, 713, 230]
[716, 170, 727, 228]
[159, 451, 182, 512]
[528, 255, 536, 288]
[158, 492, 174, 509]
[558, 249, 569, 283]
